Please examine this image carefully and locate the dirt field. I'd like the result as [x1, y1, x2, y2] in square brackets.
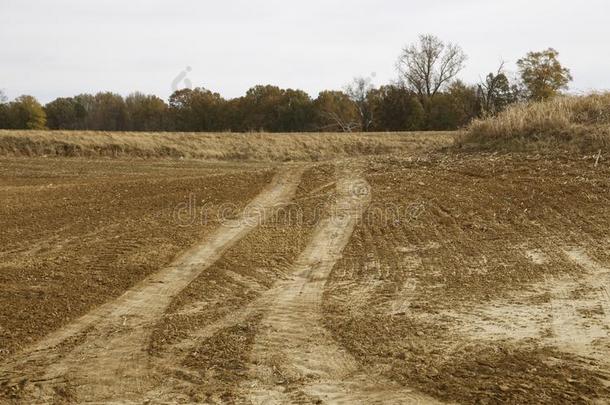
[0, 133, 609, 404]
[323, 153, 610, 404]
[0, 159, 274, 359]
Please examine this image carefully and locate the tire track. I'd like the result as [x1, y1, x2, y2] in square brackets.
[243, 165, 436, 404]
[555, 248, 610, 363]
[0, 167, 305, 403]
[450, 246, 610, 371]
[564, 248, 610, 325]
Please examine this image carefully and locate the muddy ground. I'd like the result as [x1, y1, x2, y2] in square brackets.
[0, 152, 609, 404]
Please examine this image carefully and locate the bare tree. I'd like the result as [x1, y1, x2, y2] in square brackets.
[319, 111, 360, 132]
[397, 34, 467, 103]
[0, 90, 7, 104]
[345, 77, 375, 131]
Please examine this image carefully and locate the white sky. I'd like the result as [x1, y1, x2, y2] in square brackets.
[1, 0, 608, 103]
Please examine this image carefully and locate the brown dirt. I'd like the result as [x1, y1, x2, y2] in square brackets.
[322, 153, 610, 404]
[183, 314, 264, 404]
[240, 164, 435, 404]
[0, 158, 273, 360]
[0, 163, 303, 403]
[1, 146, 609, 404]
[144, 164, 336, 403]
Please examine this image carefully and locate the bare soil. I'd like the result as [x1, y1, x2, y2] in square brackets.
[1, 149, 609, 404]
[322, 153, 610, 404]
[0, 158, 273, 361]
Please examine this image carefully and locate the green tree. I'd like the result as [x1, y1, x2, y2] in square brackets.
[517, 48, 572, 101]
[7, 95, 47, 129]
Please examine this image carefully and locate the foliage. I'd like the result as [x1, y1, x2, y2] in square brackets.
[169, 88, 225, 131]
[0, 91, 8, 128]
[517, 48, 573, 101]
[126, 92, 168, 131]
[478, 63, 521, 115]
[313, 90, 360, 132]
[88, 92, 129, 131]
[4, 95, 47, 129]
[0, 39, 577, 133]
[45, 97, 81, 129]
[369, 85, 424, 131]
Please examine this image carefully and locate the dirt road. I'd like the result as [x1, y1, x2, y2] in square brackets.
[0, 167, 304, 403]
[243, 166, 434, 404]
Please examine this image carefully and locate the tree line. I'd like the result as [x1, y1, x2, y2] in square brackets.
[0, 35, 573, 132]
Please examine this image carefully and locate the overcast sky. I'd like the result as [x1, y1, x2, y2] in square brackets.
[1, 0, 608, 103]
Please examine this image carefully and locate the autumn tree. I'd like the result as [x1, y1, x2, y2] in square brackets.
[169, 88, 225, 131]
[517, 48, 572, 101]
[369, 85, 424, 131]
[234, 85, 315, 132]
[447, 81, 481, 127]
[45, 97, 80, 129]
[0, 90, 8, 128]
[276, 89, 315, 132]
[313, 90, 360, 132]
[397, 34, 467, 105]
[239, 85, 284, 131]
[86, 92, 128, 131]
[6, 95, 47, 129]
[345, 77, 375, 131]
[125, 92, 168, 131]
[72, 94, 96, 129]
[478, 62, 520, 115]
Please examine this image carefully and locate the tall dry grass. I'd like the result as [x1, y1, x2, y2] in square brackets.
[0, 130, 452, 161]
[457, 93, 610, 151]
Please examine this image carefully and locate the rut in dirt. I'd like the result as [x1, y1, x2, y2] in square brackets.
[548, 248, 610, 364]
[244, 165, 436, 405]
[0, 167, 304, 403]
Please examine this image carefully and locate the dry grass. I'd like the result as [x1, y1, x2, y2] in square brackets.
[0, 130, 452, 161]
[457, 93, 610, 151]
